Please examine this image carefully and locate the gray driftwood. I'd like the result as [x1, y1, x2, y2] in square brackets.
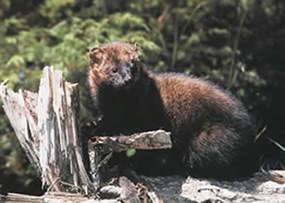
[91, 130, 172, 152]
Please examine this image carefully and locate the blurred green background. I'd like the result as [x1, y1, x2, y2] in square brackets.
[0, 0, 284, 194]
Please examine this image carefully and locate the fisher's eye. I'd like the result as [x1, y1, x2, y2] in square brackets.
[112, 67, 118, 73]
[130, 60, 137, 69]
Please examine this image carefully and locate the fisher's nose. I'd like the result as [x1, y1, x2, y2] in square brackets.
[119, 65, 132, 82]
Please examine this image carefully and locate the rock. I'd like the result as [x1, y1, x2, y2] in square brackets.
[140, 171, 285, 203]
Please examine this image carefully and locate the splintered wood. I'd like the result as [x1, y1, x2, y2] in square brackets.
[0, 67, 94, 193]
[0, 66, 173, 198]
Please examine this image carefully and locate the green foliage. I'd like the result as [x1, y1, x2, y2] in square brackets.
[126, 148, 136, 158]
[39, 0, 77, 22]
[0, 0, 284, 193]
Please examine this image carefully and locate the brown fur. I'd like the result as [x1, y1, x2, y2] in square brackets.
[88, 42, 258, 179]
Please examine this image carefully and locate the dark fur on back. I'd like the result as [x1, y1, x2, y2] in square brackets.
[88, 42, 258, 179]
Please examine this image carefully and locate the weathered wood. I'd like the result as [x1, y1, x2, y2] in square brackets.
[37, 67, 94, 192]
[0, 67, 96, 193]
[88, 130, 172, 189]
[91, 130, 172, 152]
[0, 192, 104, 203]
[0, 83, 41, 173]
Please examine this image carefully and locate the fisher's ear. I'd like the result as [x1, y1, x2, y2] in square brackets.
[89, 47, 105, 66]
[133, 42, 140, 53]
[132, 42, 141, 60]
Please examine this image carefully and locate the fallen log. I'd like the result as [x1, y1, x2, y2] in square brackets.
[91, 130, 172, 152]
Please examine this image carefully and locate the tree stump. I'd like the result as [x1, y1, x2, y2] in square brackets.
[0, 67, 95, 193]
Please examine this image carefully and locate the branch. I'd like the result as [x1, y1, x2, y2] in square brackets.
[92, 130, 172, 152]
